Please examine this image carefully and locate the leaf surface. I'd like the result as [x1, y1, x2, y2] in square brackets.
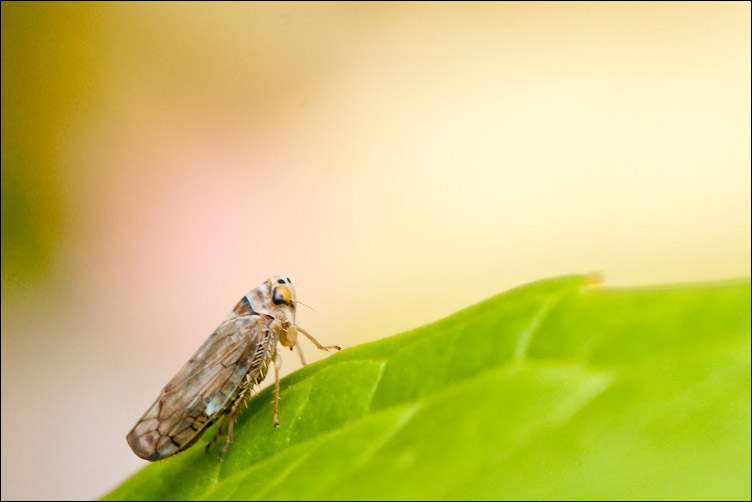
[104, 275, 751, 500]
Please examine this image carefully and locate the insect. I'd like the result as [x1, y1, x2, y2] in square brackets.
[126, 275, 340, 461]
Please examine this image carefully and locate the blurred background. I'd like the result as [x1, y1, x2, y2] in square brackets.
[1, 2, 749, 500]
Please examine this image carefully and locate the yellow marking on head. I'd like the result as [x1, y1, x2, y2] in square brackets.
[272, 285, 291, 306]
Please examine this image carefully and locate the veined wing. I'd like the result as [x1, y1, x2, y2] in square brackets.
[127, 310, 266, 460]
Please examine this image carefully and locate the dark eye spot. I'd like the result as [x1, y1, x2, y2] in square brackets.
[277, 279, 285, 284]
[286, 277, 291, 283]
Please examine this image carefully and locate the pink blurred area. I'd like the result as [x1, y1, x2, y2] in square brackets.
[1, 2, 750, 500]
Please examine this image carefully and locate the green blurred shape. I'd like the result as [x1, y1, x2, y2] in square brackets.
[1, 147, 60, 289]
[104, 275, 751, 500]
[1, 2, 97, 290]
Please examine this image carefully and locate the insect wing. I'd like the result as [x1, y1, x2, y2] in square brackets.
[127, 311, 263, 460]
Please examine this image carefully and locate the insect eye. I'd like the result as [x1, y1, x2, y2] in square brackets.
[272, 286, 291, 305]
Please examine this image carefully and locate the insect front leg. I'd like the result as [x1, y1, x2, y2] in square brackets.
[296, 326, 342, 352]
[273, 351, 282, 428]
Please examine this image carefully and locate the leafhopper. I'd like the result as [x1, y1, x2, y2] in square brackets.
[126, 276, 340, 461]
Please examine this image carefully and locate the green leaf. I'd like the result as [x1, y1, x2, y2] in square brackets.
[104, 275, 751, 500]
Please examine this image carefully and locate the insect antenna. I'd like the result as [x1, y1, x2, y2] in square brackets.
[294, 300, 316, 312]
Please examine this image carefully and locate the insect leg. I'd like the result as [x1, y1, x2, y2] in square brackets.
[295, 326, 342, 352]
[217, 388, 253, 459]
[273, 352, 282, 428]
[206, 413, 229, 453]
[295, 341, 307, 366]
[219, 418, 235, 459]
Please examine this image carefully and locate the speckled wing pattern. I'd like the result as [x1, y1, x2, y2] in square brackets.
[127, 300, 271, 460]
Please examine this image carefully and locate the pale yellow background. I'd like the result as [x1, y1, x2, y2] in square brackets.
[1, 2, 750, 500]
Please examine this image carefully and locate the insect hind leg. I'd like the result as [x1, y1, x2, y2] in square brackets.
[219, 418, 235, 459]
[211, 383, 256, 459]
[205, 413, 229, 453]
